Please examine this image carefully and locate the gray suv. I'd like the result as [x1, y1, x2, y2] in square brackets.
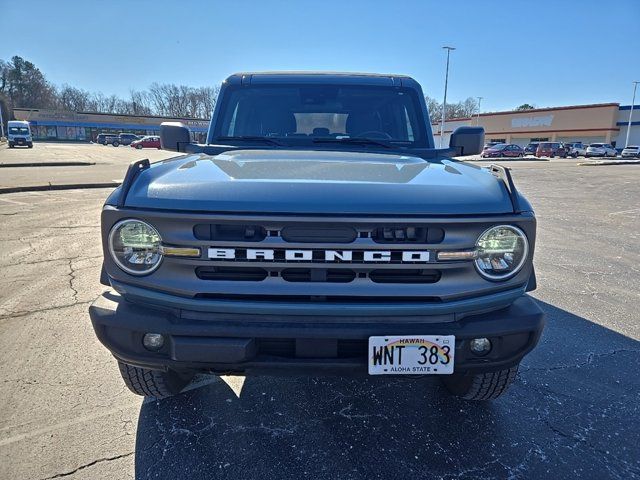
[89, 72, 544, 401]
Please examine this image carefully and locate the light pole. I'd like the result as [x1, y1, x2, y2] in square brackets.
[476, 96, 483, 126]
[625, 81, 639, 148]
[439, 46, 455, 148]
[0, 101, 4, 139]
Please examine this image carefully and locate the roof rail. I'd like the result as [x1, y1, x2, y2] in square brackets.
[489, 164, 521, 213]
[117, 159, 150, 207]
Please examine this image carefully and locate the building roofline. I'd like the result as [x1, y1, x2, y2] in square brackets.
[433, 102, 621, 124]
[12, 107, 209, 122]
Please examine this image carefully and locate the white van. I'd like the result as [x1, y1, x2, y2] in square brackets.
[7, 120, 33, 148]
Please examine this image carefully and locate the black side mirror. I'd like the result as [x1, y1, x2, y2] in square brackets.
[449, 126, 485, 156]
[160, 122, 192, 152]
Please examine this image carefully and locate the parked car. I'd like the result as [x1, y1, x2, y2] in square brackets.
[481, 142, 502, 154]
[96, 133, 118, 145]
[585, 143, 617, 158]
[536, 142, 567, 158]
[620, 145, 640, 158]
[130, 136, 161, 149]
[523, 142, 539, 156]
[481, 143, 524, 158]
[565, 142, 587, 158]
[117, 133, 140, 146]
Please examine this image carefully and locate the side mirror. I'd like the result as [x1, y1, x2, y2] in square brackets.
[160, 122, 192, 152]
[449, 126, 485, 156]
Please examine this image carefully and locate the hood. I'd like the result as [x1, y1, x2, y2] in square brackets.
[122, 149, 514, 215]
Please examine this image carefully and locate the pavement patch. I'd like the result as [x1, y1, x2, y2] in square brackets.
[0, 182, 120, 194]
[578, 159, 640, 166]
[0, 161, 96, 168]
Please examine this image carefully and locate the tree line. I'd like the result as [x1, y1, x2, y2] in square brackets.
[0, 56, 219, 120]
[1, 55, 537, 125]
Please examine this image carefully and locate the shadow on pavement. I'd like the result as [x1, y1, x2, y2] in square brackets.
[134, 300, 640, 479]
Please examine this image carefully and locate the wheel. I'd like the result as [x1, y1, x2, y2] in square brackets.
[27, 143, 33, 148]
[8, 142, 14, 148]
[441, 365, 519, 401]
[112, 141, 120, 147]
[117, 361, 194, 398]
[135, 144, 143, 149]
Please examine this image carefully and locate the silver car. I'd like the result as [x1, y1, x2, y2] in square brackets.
[585, 143, 617, 158]
[621, 146, 640, 158]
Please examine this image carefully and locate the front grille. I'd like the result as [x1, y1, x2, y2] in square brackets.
[194, 267, 439, 284]
[281, 225, 357, 243]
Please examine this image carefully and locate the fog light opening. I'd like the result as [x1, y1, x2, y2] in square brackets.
[142, 333, 165, 351]
[469, 337, 492, 356]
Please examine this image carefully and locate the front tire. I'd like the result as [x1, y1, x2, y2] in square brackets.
[135, 144, 143, 149]
[112, 141, 120, 147]
[118, 361, 194, 398]
[441, 365, 519, 401]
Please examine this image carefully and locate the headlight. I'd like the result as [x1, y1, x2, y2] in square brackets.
[108, 219, 163, 275]
[475, 225, 529, 280]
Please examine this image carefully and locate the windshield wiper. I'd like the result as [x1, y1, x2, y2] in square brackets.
[214, 136, 285, 146]
[312, 137, 393, 149]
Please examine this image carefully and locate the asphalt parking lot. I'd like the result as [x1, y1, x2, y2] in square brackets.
[0, 145, 638, 479]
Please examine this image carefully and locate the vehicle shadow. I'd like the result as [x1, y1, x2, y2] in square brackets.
[134, 300, 640, 479]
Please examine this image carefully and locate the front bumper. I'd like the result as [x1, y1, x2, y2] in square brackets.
[89, 291, 545, 375]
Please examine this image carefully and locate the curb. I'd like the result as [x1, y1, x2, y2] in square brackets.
[0, 182, 120, 195]
[578, 160, 640, 166]
[0, 161, 95, 168]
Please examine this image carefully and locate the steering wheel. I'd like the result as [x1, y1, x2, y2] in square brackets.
[354, 131, 392, 140]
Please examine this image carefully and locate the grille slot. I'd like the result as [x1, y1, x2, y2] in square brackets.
[281, 268, 356, 283]
[369, 269, 441, 284]
[281, 225, 357, 243]
[372, 226, 444, 244]
[196, 267, 268, 281]
[194, 224, 266, 241]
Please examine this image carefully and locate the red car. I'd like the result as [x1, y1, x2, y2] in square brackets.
[481, 143, 524, 158]
[130, 136, 161, 149]
[535, 142, 567, 158]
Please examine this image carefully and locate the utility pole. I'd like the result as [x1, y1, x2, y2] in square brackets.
[476, 96, 483, 126]
[625, 81, 639, 148]
[439, 46, 455, 148]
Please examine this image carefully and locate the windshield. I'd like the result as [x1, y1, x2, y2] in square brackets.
[212, 84, 428, 147]
[9, 126, 29, 134]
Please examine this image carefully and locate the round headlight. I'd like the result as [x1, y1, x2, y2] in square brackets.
[475, 225, 529, 280]
[108, 219, 163, 275]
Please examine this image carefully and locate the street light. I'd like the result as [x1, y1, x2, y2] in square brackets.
[625, 81, 639, 148]
[476, 96, 483, 126]
[439, 46, 456, 148]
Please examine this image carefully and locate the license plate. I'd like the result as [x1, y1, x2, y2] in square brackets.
[368, 335, 455, 375]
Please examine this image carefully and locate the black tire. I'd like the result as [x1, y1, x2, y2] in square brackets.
[27, 143, 33, 148]
[135, 144, 143, 149]
[441, 365, 519, 401]
[117, 361, 194, 399]
[112, 141, 120, 147]
[8, 143, 14, 148]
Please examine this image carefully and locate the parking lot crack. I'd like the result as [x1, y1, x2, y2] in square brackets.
[521, 349, 640, 372]
[37, 451, 134, 480]
[67, 258, 79, 302]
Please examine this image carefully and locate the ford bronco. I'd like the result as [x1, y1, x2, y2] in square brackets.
[89, 72, 544, 401]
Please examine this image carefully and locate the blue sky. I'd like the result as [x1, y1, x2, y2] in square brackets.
[2, 0, 639, 112]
